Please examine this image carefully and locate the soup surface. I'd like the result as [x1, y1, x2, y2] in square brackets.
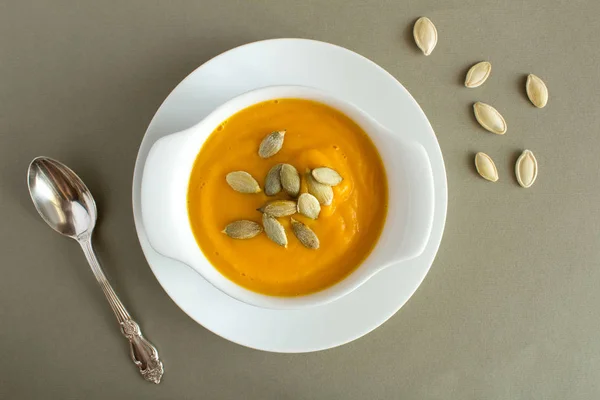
[187, 99, 388, 296]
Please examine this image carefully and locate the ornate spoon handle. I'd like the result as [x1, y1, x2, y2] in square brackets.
[120, 320, 164, 384]
[80, 237, 164, 383]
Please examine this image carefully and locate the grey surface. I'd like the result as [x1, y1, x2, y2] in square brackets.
[1, 0, 599, 399]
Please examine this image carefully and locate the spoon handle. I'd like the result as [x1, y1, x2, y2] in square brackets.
[79, 237, 164, 384]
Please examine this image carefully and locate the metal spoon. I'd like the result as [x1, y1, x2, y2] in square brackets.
[27, 156, 164, 384]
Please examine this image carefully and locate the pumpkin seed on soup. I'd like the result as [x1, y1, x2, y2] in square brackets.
[222, 220, 263, 239]
[312, 167, 343, 186]
[225, 171, 261, 193]
[305, 168, 333, 206]
[257, 200, 297, 217]
[291, 218, 320, 249]
[258, 130, 286, 158]
[280, 163, 300, 197]
[262, 213, 288, 248]
[264, 163, 283, 196]
[297, 193, 320, 219]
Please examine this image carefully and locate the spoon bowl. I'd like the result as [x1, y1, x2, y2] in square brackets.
[27, 157, 96, 239]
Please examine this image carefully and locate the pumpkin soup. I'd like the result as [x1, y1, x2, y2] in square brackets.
[187, 99, 387, 296]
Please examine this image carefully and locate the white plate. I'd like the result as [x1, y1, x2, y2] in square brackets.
[132, 39, 447, 353]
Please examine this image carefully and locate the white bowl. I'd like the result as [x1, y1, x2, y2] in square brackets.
[141, 85, 434, 309]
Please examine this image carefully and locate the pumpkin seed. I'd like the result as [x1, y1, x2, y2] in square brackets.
[262, 213, 287, 248]
[475, 152, 499, 182]
[291, 218, 320, 249]
[413, 17, 437, 56]
[222, 220, 263, 239]
[515, 150, 538, 188]
[225, 171, 261, 193]
[305, 169, 333, 206]
[465, 61, 492, 88]
[473, 102, 507, 135]
[297, 193, 321, 219]
[280, 163, 300, 197]
[257, 200, 297, 217]
[312, 167, 343, 186]
[258, 130, 286, 158]
[526, 74, 548, 108]
[264, 164, 282, 196]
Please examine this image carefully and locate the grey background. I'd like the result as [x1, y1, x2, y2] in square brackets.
[2, 0, 599, 399]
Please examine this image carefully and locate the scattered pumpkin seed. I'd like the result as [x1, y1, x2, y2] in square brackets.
[515, 150, 538, 188]
[475, 152, 499, 182]
[526, 74, 548, 108]
[297, 193, 321, 219]
[280, 163, 300, 197]
[222, 220, 263, 239]
[225, 171, 261, 193]
[465, 61, 492, 88]
[257, 200, 297, 217]
[413, 17, 437, 56]
[305, 168, 333, 205]
[290, 218, 320, 249]
[473, 102, 507, 135]
[258, 130, 286, 158]
[264, 164, 283, 196]
[312, 167, 343, 186]
[262, 213, 287, 248]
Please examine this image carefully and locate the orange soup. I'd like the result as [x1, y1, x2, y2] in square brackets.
[187, 99, 388, 296]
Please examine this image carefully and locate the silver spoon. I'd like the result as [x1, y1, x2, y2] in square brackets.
[27, 156, 164, 384]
